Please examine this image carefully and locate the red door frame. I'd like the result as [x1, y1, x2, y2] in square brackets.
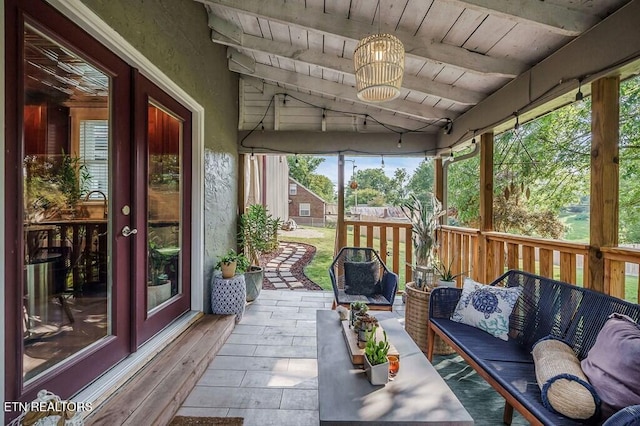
[4, 0, 132, 417]
[133, 71, 192, 346]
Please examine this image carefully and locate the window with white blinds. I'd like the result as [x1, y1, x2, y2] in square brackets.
[79, 119, 109, 198]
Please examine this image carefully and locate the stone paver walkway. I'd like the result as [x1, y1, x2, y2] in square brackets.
[177, 290, 404, 426]
[264, 242, 311, 290]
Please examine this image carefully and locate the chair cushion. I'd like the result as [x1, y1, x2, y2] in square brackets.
[344, 260, 380, 296]
[581, 313, 640, 419]
[451, 278, 522, 341]
[533, 338, 600, 420]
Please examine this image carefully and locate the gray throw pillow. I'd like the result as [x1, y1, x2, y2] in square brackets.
[344, 261, 380, 296]
[581, 313, 640, 419]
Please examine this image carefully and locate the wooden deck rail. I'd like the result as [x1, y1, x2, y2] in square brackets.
[341, 220, 413, 284]
[601, 246, 640, 302]
[439, 226, 640, 303]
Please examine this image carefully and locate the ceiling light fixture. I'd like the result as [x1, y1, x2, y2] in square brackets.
[353, 1, 404, 102]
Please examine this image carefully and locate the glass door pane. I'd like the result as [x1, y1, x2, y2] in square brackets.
[22, 25, 111, 382]
[147, 103, 183, 311]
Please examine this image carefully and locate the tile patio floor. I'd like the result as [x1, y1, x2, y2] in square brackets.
[177, 290, 405, 426]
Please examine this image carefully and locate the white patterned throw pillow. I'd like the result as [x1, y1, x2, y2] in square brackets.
[451, 278, 522, 341]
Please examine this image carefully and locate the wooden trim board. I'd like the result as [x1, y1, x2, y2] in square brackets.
[341, 320, 398, 365]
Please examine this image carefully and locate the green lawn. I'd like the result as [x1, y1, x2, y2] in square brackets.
[560, 213, 589, 242]
[281, 226, 409, 292]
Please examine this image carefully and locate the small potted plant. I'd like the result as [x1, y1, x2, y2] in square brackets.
[434, 258, 465, 287]
[239, 204, 281, 301]
[356, 314, 378, 347]
[215, 249, 250, 278]
[349, 301, 369, 328]
[363, 326, 390, 385]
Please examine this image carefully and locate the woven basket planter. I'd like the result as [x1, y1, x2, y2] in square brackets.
[404, 282, 455, 356]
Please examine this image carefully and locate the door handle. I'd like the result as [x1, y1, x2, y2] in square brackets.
[121, 226, 138, 237]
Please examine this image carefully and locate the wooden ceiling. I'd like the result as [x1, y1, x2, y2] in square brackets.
[198, 0, 640, 156]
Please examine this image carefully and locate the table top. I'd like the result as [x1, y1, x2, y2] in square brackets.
[316, 310, 474, 425]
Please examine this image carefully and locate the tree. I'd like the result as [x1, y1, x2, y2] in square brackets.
[308, 174, 335, 203]
[346, 168, 391, 207]
[287, 155, 324, 188]
[407, 160, 435, 206]
[387, 168, 409, 206]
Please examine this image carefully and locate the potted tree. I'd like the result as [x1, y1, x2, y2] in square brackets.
[363, 326, 390, 385]
[239, 204, 281, 301]
[401, 193, 445, 283]
[215, 249, 249, 278]
[401, 192, 454, 355]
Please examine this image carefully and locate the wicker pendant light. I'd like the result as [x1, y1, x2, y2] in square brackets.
[353, 7, 405, 103]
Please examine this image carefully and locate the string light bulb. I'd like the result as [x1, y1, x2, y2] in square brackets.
[381, 155, 385, 168]
[471, 130, 477, 144]
[514, 112, 520, 133]
[295, 154, 299, 165]
[363, 115, 367, 127]
[397, 135, 402, 149]
[450, 150, 454, 158]
[250, 149, 255, 160]
[575, 80, 584, 102]
[260, 121, 265, 132]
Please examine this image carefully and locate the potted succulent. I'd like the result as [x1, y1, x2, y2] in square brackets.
[355, 313, 378, 347]
[215, 249, 250, 279]
[239, 204, 281, 301]
[434, 257, 465, 287]
[363, 326, 390, 385]
[349, 301, 369, 328]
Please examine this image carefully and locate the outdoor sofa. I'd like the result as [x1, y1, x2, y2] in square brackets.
[428, 269, 640, 425]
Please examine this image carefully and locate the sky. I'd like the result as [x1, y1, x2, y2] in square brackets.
[314, 155, 424, 186]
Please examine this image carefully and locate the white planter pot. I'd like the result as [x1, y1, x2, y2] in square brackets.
[438, 279, 457, 288]
[148, 281, 172, 310]
[364, 355, 389, 385]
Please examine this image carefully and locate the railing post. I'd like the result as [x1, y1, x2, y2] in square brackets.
[589, 76, 620, 293]
[479, 132, 494, 282]
[337, 154, 346, 253]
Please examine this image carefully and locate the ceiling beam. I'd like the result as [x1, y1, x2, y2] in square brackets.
[242, 77, 443, 132]
[448, 0, 599, 37]
[230, 52, 458, 121]
[197, 0, 528, 78]
[438, 0, 640, 152]
[208, 17, 484, 106]
[238, 130, 438, 156]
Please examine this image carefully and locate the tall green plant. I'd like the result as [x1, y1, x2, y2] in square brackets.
[401, 193, 445, 267]
[239, 204, 281, 265]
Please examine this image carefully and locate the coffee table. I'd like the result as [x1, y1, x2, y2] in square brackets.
[316, 310, 474, 425]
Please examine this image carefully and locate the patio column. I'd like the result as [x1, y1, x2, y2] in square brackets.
[479, 131, 494, 283]
[337, 153, 346, 252]
[589, 76, 620, 293]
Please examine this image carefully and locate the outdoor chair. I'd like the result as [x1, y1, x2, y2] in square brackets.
[329, 247, 398, 311]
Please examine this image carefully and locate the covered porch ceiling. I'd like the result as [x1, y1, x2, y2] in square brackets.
[197, 0, 640, 156]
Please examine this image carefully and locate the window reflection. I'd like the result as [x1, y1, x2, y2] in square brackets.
[22, 25, 110, 382]
[147, 103, 182, 311]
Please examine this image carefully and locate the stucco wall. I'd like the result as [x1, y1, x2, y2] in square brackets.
[80, 0, 239, 312]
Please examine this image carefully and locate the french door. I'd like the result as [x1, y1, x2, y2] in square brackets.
[4, 0, 192, 415]
[133, 72, 192, 346]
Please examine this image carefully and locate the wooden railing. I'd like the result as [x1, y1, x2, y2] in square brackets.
[602, 246, 640, 302]
[439, 225, 640, 303]
[342, 220, 413, 284]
